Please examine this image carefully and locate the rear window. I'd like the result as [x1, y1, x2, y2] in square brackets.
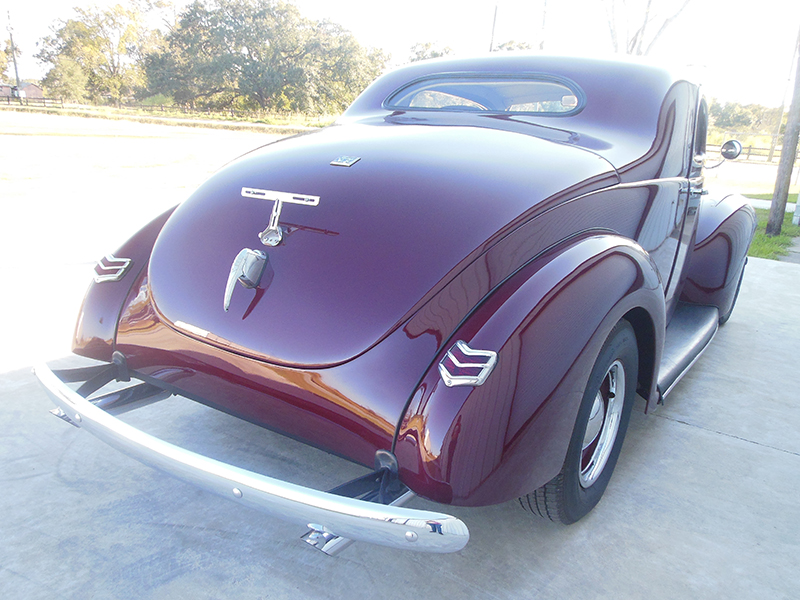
[385, 74, 584, 116]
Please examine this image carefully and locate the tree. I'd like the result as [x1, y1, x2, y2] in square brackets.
[228, 0, 316, 111]
[1, 40, 10, 83]
[41, 55, 88, 102]
[494, 40, 532, 52]
[602, 0, 692, 55]
[304, 20, 388, 112]
[145, 1, 240, 108]
[767, 31, 800, 235]
[147, 0, 386, 112]
[710, 100, 753, 130]
[37, 4, 158, 105]
[409, 42, 452, 63]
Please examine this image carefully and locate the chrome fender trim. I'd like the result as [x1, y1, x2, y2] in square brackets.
[34, 362, 469, 554]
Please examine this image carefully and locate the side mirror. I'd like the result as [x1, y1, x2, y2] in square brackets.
[720, 140, 743, 160]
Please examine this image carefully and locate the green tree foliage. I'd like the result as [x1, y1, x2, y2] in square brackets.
[710, 99, 783, 133]
[2, 39, 19, 84]
[305, 20, 387, 112]
[147, 0, 387, 112]
[1, 40, 11, 84]
[41, 56, 89, 102]
[37, 4, 161, 104]
[409, 42, 452, 63]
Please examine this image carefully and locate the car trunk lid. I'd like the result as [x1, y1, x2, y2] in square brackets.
[147, 124, 616, 367]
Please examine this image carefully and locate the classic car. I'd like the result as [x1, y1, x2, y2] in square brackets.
[36, 55, 755, 555]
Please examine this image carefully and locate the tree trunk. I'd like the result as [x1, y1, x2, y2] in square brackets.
[767, 30, 800, 236]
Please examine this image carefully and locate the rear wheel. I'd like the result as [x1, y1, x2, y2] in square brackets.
[520, 320, 638, 524]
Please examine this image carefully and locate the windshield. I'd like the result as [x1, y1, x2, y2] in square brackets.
[385, 75, 583, 115]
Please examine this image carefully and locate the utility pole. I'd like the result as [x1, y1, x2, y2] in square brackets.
[767, 26, 800, 234]
[489, 5, 497, 52]
[6, 11, 22, 104]
[768, 97, 785, 163]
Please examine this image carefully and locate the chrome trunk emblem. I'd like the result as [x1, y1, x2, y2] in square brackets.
[224, 248, 268, 312]
[241, 187, 320, 247]
[330, 156, 361, 167]
[438, 341, 498, 387]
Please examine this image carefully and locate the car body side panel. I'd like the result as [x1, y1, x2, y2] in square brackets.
[72, 208, 175, 362]
[680, 194, 757, 316]
[394, 235, 664, 506]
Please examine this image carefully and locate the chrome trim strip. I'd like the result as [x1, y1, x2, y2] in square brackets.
[34, 363, 469, 554]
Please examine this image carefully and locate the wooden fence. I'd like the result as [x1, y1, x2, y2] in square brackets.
[119, 102, 330, 124]
[707, 144, 797, 164]
[1, 96, 64, 108]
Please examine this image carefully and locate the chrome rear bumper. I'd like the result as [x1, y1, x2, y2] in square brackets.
[34, 362, 469, 554]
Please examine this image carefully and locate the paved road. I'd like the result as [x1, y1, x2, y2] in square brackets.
[0, 110, 278, 371]
[2, 111, 799, 599]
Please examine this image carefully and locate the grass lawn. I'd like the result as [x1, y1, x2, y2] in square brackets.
[747, 193, 797, 204]
[749, 208, 800, 259]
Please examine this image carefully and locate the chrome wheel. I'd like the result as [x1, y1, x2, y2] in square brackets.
[579, 359, 625, 488]
[520, 320, 637, 524]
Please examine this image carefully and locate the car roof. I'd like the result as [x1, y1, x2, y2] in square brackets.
[342, 54, 698, 174]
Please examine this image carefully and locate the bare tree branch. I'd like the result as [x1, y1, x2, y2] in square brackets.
[634, 0, 654, 55]
[539, 0, 548, 51]
[644, 0, 692, 55]
[604, 0, 618, 53]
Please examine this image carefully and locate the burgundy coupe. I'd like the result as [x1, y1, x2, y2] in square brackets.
[37, 55, 755, 554]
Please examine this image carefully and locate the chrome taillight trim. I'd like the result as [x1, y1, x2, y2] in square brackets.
[94, 254, 132, 283]
[438, 340, 498, 387]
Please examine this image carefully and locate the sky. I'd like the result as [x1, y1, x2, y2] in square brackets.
[3, 0, 799, 107]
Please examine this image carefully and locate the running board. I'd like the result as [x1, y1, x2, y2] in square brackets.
[657, 303, 719, 401]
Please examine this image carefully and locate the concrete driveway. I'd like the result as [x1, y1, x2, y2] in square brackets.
[1, 111, 799, 599]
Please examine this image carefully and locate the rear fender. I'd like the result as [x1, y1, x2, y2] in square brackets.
[680, 194, 756, 316]
[394, 233, 665, 506]
[73, 208, 177, 361]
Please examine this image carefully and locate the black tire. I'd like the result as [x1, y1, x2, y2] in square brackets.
[520, 320, 638, 524]
[719, 259, 746, 325]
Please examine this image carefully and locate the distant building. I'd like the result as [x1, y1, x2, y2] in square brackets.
[0, 83, 45, 98]
[21, 83, 44, 98]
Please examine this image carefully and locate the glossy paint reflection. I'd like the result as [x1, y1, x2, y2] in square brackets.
[396, 236, 664, 505]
